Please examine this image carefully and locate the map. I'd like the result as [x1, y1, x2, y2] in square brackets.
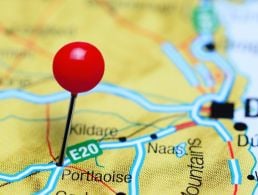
[0, 0, 258, 194]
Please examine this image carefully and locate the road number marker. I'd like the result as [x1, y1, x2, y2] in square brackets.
[66, 140, 103, 163]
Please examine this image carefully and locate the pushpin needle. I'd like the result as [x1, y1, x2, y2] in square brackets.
[56, 93, 77, 167]
[52, 42, 104, 167]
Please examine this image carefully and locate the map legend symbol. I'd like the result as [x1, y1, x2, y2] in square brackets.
[205, 42, 216, 51]
[247, 174, 255, 180]
[53, 41, 105, 166]
[150, 133, 158, 140]
[234, 122, 247, 131]
[116, 192, 126, 195]
[118, 137, 127, 142]
[247, 171, 258, 181]
[210, 101, 234, 119]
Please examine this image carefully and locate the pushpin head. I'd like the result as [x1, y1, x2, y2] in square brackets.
[53, 41, 105, 94]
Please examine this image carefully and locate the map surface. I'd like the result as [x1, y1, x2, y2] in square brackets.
[0, 0, 258, 194]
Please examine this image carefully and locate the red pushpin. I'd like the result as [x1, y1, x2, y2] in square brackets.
[53, 41, 105, 166]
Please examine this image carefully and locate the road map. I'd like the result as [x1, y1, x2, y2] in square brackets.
[0, 0, 258, 194]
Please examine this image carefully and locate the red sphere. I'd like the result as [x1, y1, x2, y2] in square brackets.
[53, 41, 105, 94]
